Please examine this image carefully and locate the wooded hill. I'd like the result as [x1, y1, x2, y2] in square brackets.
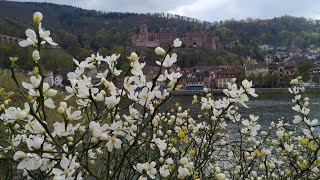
[1, 1, 320, 70]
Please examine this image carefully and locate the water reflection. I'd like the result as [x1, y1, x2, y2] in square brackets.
[168, 93, 320, 131]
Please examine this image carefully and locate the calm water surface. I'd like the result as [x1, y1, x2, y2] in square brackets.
[170, 92, 320, 131]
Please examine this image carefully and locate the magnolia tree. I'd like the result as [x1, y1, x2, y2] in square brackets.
[0, 12, 319, 180]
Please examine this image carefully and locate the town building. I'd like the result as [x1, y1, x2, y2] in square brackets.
[309, 67, 320, 84]
[264, 54, 274, 64]
[245, 63, 269, 77]
[54, 74, 64, 87]
[43, 71, 54, 86]
[268, 59, 296, 78]
[215, 67, 244, 89]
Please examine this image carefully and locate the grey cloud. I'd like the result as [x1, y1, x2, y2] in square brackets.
[9, 0, 320, 21]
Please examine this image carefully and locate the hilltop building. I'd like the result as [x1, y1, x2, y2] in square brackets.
[132, 23, 217, 50]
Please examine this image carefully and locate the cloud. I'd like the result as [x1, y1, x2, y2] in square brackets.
[8, 0, 320, 21]
[168, 0, 229, 20]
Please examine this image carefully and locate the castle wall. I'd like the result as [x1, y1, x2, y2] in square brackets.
[132, 24, 218, 50]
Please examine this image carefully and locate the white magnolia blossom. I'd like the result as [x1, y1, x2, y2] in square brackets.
[19, 21, 57, 47]
[65, 107, 82, 121]
[173, 38, 182, 47]
[241, 114, 261, 136]
[52, 155, 79, 179]
[19, 29, 38, 47]
[25, 135, 44, 150]
[151, 135, 167, 156]
[38, 23, 58, 46]
[4, 13, 320, 179]
[44, 98, 55, 109]
[106, 136, 122, 152]
[156, 53, 177, 67]
[134, 162, 157, 179]
[242, 79, 258, 97]
[13, 151, 42, 170]
[52, 122, 80, 137]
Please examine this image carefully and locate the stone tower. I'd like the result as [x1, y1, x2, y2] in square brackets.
[139, 23, 149, 42]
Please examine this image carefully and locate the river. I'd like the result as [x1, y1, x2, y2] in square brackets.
[170, 92, 320, 131]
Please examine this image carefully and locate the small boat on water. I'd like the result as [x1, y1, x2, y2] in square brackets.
[185, 84, 204, 91]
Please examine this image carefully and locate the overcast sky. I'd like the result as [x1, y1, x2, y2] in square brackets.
[10, 0, 320, 21]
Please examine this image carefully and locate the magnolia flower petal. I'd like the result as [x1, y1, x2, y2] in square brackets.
[26, 29, 37, 41]
[44, 98, 55, 109]
[19, 40, 33, 47]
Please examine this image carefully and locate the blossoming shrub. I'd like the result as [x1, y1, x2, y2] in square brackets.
[0, 12, 319, 180]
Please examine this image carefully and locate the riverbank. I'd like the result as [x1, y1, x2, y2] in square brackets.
[173, 87, 320, 96]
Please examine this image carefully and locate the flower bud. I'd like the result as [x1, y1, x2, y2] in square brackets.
[47, 89, 57, 97]
[79, 126, 85, 133]
[75, 162, 80, 169]
[32, 50, 40, 62]
[14, 123, 20, 129]
[57, 107, 65, 114]
[268, 162, 276, 169]
[259, 164, 265, 170]
[170, 147, 177, 153]
[33, 12, 43, 24]
[142, 133, 147, 138]
[90, 137, 98, 143]
[290, 79, 298, 85]
[215, 173, 226, 180]
[127, 52, 138, 62]
[9, 57, 18, 62]
[67, 136, 73, 142]
[272, 139, 280, 146]
[60, 102, 67, 109]
[215, 166, 221, 173]
[260, 131, 268, 136]
[155, 47, 166, 56]
[251, 171, 257, 178]
[89, 160, 95, 165]
[180, 157, 188, 165]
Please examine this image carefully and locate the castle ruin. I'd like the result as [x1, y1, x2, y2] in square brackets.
[132, 23, 217, 50]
